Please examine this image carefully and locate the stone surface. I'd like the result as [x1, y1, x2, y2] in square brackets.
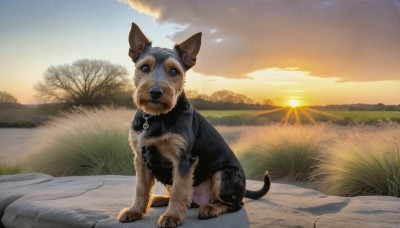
[1, 173, 400, 228]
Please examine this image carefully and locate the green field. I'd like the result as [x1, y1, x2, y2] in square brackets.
[199, 110, 265, 117]
[325, 110, 400, 122]
[199, 109, 400, 125]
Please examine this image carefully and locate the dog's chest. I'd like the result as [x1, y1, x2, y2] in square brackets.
[140, 145, 173, 185]
[130, 129, 187, 185]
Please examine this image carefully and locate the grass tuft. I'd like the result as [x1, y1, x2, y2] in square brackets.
[27, 107, 134, 176]
[312, 125, 400, 197]
[0, 161, 22, 175]
[233, 124, 336, 181]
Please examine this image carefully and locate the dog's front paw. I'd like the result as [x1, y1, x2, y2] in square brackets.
[158, 214, 183, 228]
[117, 208, 142, 223]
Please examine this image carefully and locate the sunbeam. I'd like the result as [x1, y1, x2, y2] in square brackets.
[253, 104, 349, 125]
[294, 107, 300, 125]
[281, 108, 293, 125]
[305, 107, 345, 121]
[257, 107, 287, 117]
[298, 107, 316, 124]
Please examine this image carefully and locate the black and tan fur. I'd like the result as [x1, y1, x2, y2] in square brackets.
[118, 22, 270, 228]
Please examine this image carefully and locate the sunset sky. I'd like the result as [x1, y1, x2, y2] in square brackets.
[0, 0, 399, 106]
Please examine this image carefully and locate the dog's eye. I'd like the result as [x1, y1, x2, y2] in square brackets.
[169, 68, 179, 77]
[140, 65, 150, 73]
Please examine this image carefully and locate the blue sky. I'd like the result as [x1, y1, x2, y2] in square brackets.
[0, 0, 179, 103]
[1, 0, 399, 106]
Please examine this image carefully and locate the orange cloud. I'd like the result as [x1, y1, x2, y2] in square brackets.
[122, 0, 400, 82]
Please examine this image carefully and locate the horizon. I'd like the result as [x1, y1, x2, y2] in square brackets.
[13, 96, 400, 108]
[0, 0, 399, 106]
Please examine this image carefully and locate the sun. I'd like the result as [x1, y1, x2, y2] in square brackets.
[289, 99, 299, 108]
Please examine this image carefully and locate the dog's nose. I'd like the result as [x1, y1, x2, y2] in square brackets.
[149, 87, 163, 99]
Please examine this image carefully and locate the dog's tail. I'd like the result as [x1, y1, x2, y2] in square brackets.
[245, 171, 271, 200]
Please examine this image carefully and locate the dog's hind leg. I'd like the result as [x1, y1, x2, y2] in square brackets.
[151, 185, 171, 207]
[198, 168, 246, 220]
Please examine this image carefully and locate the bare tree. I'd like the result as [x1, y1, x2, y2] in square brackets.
[35, 59, 130, 106]
[0, 91, 18, 103]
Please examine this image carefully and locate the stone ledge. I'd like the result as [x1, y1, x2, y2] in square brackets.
[1, 173, 399, 228]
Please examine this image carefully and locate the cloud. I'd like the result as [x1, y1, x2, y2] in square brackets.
[122, 0, 400, 82]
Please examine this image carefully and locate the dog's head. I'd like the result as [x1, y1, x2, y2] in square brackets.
[128, 22, 201, 115]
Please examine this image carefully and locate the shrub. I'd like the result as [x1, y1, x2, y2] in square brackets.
[312, 125, 400, 197]
[28, 107, 135, 176]
[234, 124, 336, 181]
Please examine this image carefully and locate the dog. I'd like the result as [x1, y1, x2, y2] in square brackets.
[118, 22, 271, 228]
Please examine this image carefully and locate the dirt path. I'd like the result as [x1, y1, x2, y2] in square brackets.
[0, 129, 37, 163]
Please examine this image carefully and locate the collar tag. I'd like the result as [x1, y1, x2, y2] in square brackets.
[142, 113, 152, 130]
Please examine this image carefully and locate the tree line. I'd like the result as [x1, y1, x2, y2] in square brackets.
[186, 90, 275, 110]
[316, 103, 400, 111]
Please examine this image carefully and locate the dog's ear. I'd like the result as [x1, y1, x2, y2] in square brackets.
[175, 33, 202, 70]
[129, 22, 151, 62]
